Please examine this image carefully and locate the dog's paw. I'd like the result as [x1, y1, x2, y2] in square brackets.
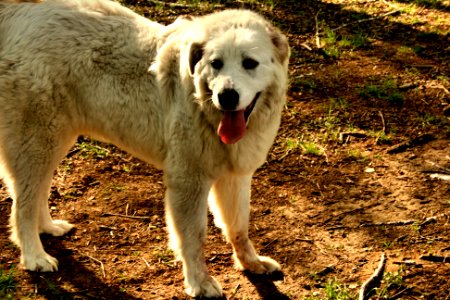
[185, 275, 223, 298]
[235, 255, 281, 274]
[22, 252, 59, 272]
[40, 220, 74, 236]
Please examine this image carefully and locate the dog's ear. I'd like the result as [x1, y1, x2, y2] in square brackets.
[188, 42, 204, 76]
[267, 25, 290, 64]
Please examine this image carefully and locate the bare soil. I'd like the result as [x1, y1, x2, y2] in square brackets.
[1, 0, 449, 299]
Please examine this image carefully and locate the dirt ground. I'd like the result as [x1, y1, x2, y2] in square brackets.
[0, 0, 449, 299]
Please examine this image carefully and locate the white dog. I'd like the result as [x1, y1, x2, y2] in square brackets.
[0, 0, 289, 297]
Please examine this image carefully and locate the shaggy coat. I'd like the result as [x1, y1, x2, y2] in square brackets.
[0, 0, 289, 297]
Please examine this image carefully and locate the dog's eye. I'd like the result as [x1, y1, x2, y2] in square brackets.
[210, 59, 223, 70]
[242, 58, 259, 70]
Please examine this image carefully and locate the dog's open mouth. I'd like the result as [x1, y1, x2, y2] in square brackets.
[217, 92, 261, 144]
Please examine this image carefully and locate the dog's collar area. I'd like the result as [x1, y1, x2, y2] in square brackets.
[244, 91, 261, 123]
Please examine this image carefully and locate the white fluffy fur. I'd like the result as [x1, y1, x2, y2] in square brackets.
[0, 0, 289, 297]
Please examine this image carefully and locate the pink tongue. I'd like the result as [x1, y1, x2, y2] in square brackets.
[217, 110, 246, 144]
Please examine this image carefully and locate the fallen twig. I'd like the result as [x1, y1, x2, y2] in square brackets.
[386, 133, 435, 154]
[327, 225, 349, 231]
[420, 215, 439, 226]
[361, 219, 415, 227]
[360, 215, 440, 228]
[441, 246, 450, 252]
[232, 283, 241, 296]
[327, 9, 401, 33]
[86, 254, 106, 278]
[398, 83, 419, 91]
[393, 260, 422, 267]
[429, 173, 450, 181]
[101, 212, 151, 220]
[300, 42, 313, 51]
[296, 238, 314, 244]
[339, 131, 368, 143]
[425, 160, 450, 174]
[378, 111, 386, 134]
[263, 238, 278, 249]
[420, 255, 449, 263]
[390, 287, 411, 299]
[359, 253, 386, 300]
[314, 10, 322, 49]
[141, 257, 151, 268]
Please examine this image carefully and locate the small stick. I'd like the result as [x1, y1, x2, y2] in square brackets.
[393, 260, 421, 267]
[101, 212, 151, 220]
[390, 287, 410, 299]
[141, 257, 151, 268]
[314, 10, 322, 49]
[425, 160, 450, 174]
[328, 9, 401, 33]
[339, 131, 368, 143]
[420, 255, 449, 263]
[360, 219, 415, 227]
[263, 238, 278, 249]
[361, 214, 445, 228]
[296, 238, 314, 244]
[361, 216, 439, 227]
[86, 254, 106, 278]
[378, 111, 386, 133]
[300, 42, 313, 51]
[232, 283, 241, 296]
[359, 253, 387, 300]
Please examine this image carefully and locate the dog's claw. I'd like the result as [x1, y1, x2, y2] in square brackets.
[185, 275, 223, 298]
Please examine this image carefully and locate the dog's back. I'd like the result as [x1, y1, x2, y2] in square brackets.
[0, 0, 167, 160]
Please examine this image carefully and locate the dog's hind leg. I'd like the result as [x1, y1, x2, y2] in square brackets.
[164, 174, 223, 298]
[209, 175, 281, 274]
[4, 129, 76, 272]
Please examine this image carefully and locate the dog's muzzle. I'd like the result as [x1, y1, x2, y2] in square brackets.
[217, 91, 261, 144]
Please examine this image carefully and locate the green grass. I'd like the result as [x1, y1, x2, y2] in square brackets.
[293, 77, 317, 93]
[152, 248, 175, 267]
[76, 138, 111, 159]
[305, 278, 355, 300]
[321, 26, 371, 58]
[382, 240, 393, 249]
[347, 149, 368, 162]
[358, 78, 404, 106]
[301, 141, 324, 156]
[0, 266, 16, 300]
[328, 97, 350, 111]
[284, 137, 324, 156]
[324, 279, 353, 300]
[375, 268, 405, 299]
[417, 112, 447, 127]
[369, 130, 392, 144]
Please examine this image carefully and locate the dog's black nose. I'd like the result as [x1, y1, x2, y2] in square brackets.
[218, 89, 239, 111]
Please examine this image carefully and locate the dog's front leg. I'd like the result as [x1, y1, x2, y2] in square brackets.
[209, 174, 281, 274]
[164, 174, 222, 298]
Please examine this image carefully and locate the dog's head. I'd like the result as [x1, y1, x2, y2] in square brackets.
[184, 10, 289, 144]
